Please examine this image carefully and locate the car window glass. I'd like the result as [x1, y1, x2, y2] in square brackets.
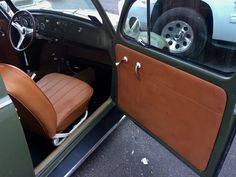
[0, 1, 14, 16]
[11, 0, 102, 23]
[124, 0, 236, 74]
[123, 0, 149, 46]
[99, 0, 125, 30]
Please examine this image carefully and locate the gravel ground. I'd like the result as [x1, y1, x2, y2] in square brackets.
[72, 118, 236, 177]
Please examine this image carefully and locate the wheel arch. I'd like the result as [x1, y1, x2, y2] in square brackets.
[151, 0, 213, 37]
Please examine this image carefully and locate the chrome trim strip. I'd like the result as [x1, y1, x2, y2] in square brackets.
[65, 115, 126, 177]
[0, 95, 12, 109]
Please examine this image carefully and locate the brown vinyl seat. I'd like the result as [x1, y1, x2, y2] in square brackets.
[0, 64, 93, 138]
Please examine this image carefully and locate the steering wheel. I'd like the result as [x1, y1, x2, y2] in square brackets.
[9, 10, 35, 51]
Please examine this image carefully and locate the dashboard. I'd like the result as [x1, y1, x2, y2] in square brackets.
[28, 12, 109, 50]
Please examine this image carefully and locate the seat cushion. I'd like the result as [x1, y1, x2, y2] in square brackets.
[37, 73, 94, 133]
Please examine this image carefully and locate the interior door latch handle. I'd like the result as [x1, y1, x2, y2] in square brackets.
[116, 56, 128, 66]
[135, 62, 141, 79]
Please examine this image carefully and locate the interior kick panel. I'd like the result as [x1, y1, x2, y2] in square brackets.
[115, 44, 227, 171]
[0, 19, 20, 67]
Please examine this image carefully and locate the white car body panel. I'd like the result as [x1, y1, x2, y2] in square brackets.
[201, 0, 236, 42]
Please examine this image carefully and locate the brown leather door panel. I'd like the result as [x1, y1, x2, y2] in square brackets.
[116, 44, 227, 171]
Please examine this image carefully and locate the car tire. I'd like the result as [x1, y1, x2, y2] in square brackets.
[152, 7, 207, 58]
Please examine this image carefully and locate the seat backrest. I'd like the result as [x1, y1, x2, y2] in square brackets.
[0, 64, 57, 138]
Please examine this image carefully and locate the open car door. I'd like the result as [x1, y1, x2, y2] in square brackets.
[114, 1, 236, 176]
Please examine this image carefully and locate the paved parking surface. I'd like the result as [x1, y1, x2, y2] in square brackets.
[72, 118, 236, 177]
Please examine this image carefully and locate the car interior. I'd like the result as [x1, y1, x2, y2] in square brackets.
[0, 1, 114, 168]
[1, 0, 236, 176]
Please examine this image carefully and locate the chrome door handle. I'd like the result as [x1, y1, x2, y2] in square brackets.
[116, 56, 128, 66]
[135, 62, 141, 79]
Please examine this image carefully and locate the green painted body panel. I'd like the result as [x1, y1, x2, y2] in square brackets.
[0, 77, 35, 177]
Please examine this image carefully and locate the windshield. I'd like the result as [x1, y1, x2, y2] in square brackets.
[11, 0, 102, 22]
